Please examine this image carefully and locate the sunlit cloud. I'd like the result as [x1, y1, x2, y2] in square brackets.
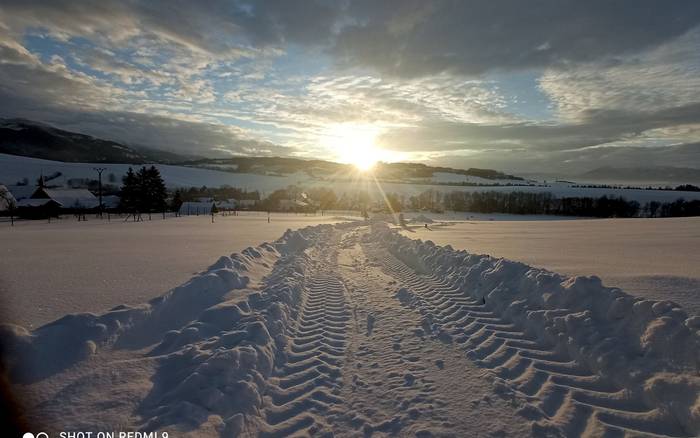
[0, 1, 699, 172]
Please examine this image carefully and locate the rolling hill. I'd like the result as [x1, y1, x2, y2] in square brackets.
[0, 118, 192, 164]
[0, 118, 522, 181]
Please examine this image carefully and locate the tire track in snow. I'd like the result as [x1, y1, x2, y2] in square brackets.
[364, 237, 690, 437]
[330, 229, 456, 436]
[258, 235, 350, 437]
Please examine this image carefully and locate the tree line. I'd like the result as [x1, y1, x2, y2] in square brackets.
[119, 166, 168, 213]
[119, 176, 700, 218]
[248, 187, 700, 218]
[441, 190, 700, 218]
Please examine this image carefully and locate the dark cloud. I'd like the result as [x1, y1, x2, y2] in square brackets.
[377, 103, 700, 163]
[334, 0, 700, 77]
[0, 80, 290, 158]
[57, 112, 291, 157]
[0, 0, 342, 56]
[1, 0, 699, 173]
[5, 1, 699, 76]
[429, 141, 700, 175]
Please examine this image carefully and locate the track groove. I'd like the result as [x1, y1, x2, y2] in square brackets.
[364, 237, 691, 437]
[259, 235, 350, 437]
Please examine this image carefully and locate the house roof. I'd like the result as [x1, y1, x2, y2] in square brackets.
[17, 198, 59, 208]
[37, 188, 99, 208]
[5, 185, 34, 201]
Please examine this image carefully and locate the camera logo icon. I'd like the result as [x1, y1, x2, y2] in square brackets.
[23, 433, 49, 438]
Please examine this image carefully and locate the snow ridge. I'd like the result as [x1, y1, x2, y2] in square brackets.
[368, 222, 700, 436]
[137, 224, 340, 436]
[0, 226, 326, 385]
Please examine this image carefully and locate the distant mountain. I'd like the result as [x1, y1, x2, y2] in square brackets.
[184, 157, 523, 181]
[580, 166, 700, 184]
[0, 118, 194, 164]
[0, 118, 522, 182]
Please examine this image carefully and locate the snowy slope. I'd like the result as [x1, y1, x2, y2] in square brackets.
[0, 153, 311, 194]
[3, 221, 699, 436]
[420, 171, 535, 186]
[3, 153, 700, 203]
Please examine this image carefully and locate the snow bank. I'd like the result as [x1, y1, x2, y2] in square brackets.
[370, 223, 700, 435]
[139, 224, 335, 435]
[0, 225, 330, 386]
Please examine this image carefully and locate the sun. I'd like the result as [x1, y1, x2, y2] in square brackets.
[321, 123, 386, 171]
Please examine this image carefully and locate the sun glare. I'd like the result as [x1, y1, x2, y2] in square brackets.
[321, 123, 389, 171]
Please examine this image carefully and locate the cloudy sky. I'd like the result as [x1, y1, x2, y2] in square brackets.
[1, 0, 699, 174]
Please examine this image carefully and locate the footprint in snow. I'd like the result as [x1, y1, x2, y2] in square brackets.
[404, 373, 416, 386]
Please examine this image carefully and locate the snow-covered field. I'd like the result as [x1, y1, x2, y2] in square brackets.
[3, 153, 700, 203]
[2, 220, 699, 437]
[400, 216, 700, 316]
[0, 213, 358, 328]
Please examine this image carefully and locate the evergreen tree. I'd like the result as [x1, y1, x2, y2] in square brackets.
[171, 189, 183, 212]
[135, 166, 148, 212]
[119, 167, 139, 212]
[145, 166, 167, 212]
[120, 166, 167, 213]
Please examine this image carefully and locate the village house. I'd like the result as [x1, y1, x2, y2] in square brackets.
[15, 186, 99, 218]
[29, 187, 99, 209]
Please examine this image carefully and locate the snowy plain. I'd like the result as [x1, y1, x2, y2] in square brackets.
[2, 220, 699, 437]
[0, 213, 358, 328]
[3, 152, 700, 436]
[400, 216, 700, 316]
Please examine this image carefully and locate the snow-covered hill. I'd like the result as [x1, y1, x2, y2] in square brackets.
[3, 153, 700, 204]
[0, 118, 191, 164]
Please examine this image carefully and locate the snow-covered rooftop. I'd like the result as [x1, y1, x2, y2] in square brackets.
[41, 188, 99, 209]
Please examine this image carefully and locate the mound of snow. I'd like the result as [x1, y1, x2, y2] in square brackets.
[369, 222, 700, 434]
[0, 224, 332, 384]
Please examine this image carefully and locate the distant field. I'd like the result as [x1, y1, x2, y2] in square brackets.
[3, 152, 700, 203]
[401, 216, 700, 316]
[0, 213, 356, 327]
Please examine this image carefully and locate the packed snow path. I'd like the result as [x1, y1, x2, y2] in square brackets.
[3, 222, 699, 437]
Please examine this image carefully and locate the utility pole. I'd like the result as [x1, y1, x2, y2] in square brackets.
[93, 167, 106, 217]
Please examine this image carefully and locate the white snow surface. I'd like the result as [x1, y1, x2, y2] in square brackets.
[0, 213, 357, 328]
[400, 216, 700, 316]
[418, 172, 534, 186]
[3, 153, 700, 203]
[3, 221, 699, 437]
